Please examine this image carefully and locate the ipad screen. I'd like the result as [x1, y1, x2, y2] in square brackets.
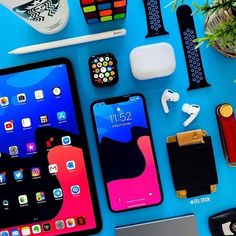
[0, 59, 100, 236]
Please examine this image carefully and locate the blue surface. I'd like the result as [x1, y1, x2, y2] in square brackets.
[0, 0, 236, 236]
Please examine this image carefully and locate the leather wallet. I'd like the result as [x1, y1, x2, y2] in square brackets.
[216, 103, 236, 167]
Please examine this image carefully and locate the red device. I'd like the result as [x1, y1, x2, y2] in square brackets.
[216, 103, 236, 166]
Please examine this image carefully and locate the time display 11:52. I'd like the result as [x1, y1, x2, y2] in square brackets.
[108, 112, 132, 124]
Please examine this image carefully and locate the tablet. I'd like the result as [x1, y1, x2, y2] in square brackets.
[0, 58, 101, 236]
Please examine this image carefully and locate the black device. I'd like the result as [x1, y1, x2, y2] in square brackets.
[89, 53, 119, 87]
[177, 4, 211, 90]
[167, 129, 218, 198]
[143, 0, 169, 37]
[0, 58, 101, 235]
[209, 208, 236, 236]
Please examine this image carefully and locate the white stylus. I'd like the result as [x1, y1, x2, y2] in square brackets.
[8, 28, 127, 55]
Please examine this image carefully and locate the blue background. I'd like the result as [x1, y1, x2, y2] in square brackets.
[0, 0, 236, 235]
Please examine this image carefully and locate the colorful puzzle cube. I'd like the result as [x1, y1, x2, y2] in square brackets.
[80, 0, 127, 24]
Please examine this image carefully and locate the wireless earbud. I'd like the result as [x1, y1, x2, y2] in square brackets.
[161, 89, 180, 113]
[182, 103, 200, 127]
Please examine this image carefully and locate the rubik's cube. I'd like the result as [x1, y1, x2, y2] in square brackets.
[80, 0, 127, 24]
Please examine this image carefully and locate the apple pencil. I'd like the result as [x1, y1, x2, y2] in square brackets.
[8, 28, 127, 55]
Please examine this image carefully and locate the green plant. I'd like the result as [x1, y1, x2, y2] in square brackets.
[167, 0, 236, 49]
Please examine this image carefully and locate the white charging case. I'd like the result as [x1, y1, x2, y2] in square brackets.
[130, 42, 176, 80]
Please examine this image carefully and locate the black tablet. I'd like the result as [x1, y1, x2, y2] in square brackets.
[0, 58, 101, 236]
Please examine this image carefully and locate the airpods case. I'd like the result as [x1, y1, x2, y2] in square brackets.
[130, 42, 176, 80]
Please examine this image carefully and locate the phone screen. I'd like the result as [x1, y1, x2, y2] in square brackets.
[0, 59, 100, 235]
[92, 94, 162, 212]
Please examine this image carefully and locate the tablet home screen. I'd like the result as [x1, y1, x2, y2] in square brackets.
[92, 95, 162, 212]
[0, 63, 97, 236]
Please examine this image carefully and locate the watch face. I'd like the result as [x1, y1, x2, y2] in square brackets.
[89, 53, 119, 87]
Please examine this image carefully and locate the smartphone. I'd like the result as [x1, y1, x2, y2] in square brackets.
[91, 94, 163, 212]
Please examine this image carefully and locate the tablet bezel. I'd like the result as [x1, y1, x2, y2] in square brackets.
[0, 57, 102, 235]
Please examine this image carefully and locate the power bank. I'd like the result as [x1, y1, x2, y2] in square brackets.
[116, 214, 199, 236]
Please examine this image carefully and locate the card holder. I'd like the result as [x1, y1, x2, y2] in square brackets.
[167, 129, 218, 198]
[216, 104, 236, 167]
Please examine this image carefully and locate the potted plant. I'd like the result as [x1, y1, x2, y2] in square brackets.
[169, 0, 236, 58]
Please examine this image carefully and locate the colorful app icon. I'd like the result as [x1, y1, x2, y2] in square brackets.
[53, 188, 63, 199]
[26, 143, 36, 153]
[4, 121, 14, 131]
[34, 90, 44, 100]
[40, 115, 48, 124]
[0, 173, 6, 184]
[2, 200, 9, 207]
[9, 146, 18, 156]
[32, 225, 41, 234]
[13, 169, 23, 181]
[18, 195, 28, 205]
[21, 227, 30, 236]
[55, 220, 65, 230]
[42, 223, 51, 232]
[0, 231, 9, 236]
[31, 167, 41, 178]
[21, 118, 31, 128]
[46, 137, 55, 148]
[52, 87, 62, 96]
[77, 217, 86, 226]
[66, 218, 75, 228]
[36, 192, 45, 202]
[48, 164, 58, 174]
[71, 185, 80, 195]
[61, 136, 71, 145]
[10, 229, 20, 236]
[66, 161, 76, 170]
[0, 97, 9, 107]
[17, 93, 26, 103]
[57, 111, 67, 121]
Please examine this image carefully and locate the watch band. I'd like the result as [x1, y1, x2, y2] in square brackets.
[143, 0, 169, 37]
[177, 5, 211, 90]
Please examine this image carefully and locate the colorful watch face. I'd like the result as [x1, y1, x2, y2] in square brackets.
[89, 53, 119, 87]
